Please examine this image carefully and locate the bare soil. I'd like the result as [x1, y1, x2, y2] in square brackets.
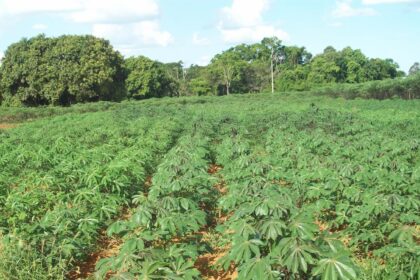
[68, 236, 122, 280]
[194, 248, 238, 280]
[0, 123, 18, 130]
[194, 164, 238, 280]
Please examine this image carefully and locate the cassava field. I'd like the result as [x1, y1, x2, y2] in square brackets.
[0, 93, 419, 280]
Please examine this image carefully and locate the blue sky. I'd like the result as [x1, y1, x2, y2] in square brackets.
[0, 0, 419, 72]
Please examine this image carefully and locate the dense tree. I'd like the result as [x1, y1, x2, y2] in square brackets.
[178, 39, 402, 95]
[282, 46, 312, 67]
[313, 73, 420, 99]
[241, 61, 271, 93]
[0, 34, 410, 106]
[273, 44, 312, 91]
[409, 62, 420, 76]
[276, 66, 310, 91]
[210, 51, 247, 95]
[365, 58, 402, 80]
[125, 56, 177, 99]
[307, 54, 341, 84]
[298, 47, 401, 88]
[162, 61, 186, 96]
[183, 65, 215, 96]
[188, 78, 212, 96]
[0, 34, 126, 106]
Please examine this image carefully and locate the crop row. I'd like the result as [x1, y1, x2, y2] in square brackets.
[0, 96, 418, 280]
[0, 110, 183, 279]
[95, 126, 218, 279]
[263, 109, 419, 279]
[210, 108, 419, 279]
[211, 124, 356, 279]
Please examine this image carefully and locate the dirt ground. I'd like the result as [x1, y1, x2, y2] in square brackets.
[0, 123, 18, 130]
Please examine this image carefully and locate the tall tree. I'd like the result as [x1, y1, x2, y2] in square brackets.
[261, 37, 285, 93]
[210, 51, 246, 95]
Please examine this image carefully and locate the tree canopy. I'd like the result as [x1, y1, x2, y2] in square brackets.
[125, 56, 177, 99]
[0, 34, 413, 106]
[183, 40, 402, 95]
[0, 34, 126, 106]
[409, 62, 420, 76]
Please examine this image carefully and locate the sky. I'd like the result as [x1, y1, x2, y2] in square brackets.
[0, 0, 419, 72]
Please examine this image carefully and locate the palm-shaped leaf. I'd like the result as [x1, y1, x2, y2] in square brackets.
[259, 219, 286, 240]
[312, 254, 357, 280]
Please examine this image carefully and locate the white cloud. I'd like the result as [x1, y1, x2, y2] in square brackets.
[93, 21, 173, 48]
[32, 23, 48, 30]
[0, 0, 173, 48]
[219, 25, 289, 44]
[113, 45, 142, 57]
[0, 0, 159, 23]
[196, 55, 211, 66]
[87, 1, 172, 48]
[332, 0, 377, 17]
[219, 0, 289, 44]
[363, 0, 420, 4]
[68, 0, 159, 23]
[221, 0, 270, 28]
[192, 33, 210, 46]
[0, 0, 80, 15]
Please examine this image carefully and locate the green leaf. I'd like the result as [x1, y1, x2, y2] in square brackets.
[313, 254, 357, 280]
[259, 219, 286, 240]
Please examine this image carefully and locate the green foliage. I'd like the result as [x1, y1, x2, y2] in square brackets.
[313, 254, 357, 280]
[125, 56, 177, 99]
[210, 50, 248, 95]
[191, 40, 403, 96]
[96, 128, 216, 279]
[409, 62, 420, 76]
[276, 46, 402, 92]
[0, 94, 419, 279]
[312, 73, 420, 99]
[0, 35, 412, 103]
[0, 101, 121, 123]
[0, 238, 68, 280]
[0, 34, 126, 106]
[0, 101, 187, 278]
[188, 78, 212, 96]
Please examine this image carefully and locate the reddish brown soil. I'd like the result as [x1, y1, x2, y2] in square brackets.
[68, 175, 156, 279]
[208, 164, 228, 195]
[69, 176, 155, 279]
[0, 123, 18, 130]
[193, 164, 238, 280]
[208, 164, 223, 175]
[69, 165, 237, 280]
[315, 220, 329, 231]
[194, 248, 238, 280]
[68, 197, 135, 279]
[315, 220, 352, 249]
[68, 236, 122, 280]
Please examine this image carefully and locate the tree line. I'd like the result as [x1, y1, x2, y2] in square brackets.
[0, 34, 418, 106]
